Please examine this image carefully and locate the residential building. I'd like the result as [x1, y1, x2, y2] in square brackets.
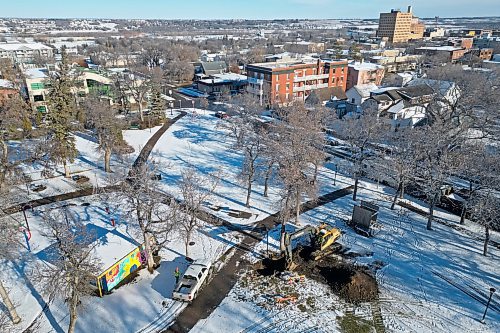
[346, 61, 385, 90]
[345, 83, 379, 106]
[414, 46, 468, 62]
[377, 6, 414, 43]
[246, 58, 348, 106]
[194, 61, 227, 79]
[0, 42, 54, 63]
[424, 27, 445, 39]
[284, 42, 325, 54]
[0, 79, 18, 104]
[196, 73, 248, 96]
[24, 68, 50, 113]
[448, 38, 473, 49]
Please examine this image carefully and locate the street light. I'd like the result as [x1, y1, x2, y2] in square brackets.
[481, 287, 496, 324]
[334, 163, 338, 186]
[22, 205, 31, 232]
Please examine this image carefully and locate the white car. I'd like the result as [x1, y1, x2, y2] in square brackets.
[172, 259, 212, 302]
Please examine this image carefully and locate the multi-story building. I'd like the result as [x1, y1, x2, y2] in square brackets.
[346, 61, 385, 90]
[414, 46, 468, 62]
[0, 43, 53, 63]
[377, 6, 414, 43]
[246, 59, 348, 106]
[284, 42, 326, 54]
[369, 54, 422, 73]
[424, 27, 445, 39]
[409, 18, 425, 40]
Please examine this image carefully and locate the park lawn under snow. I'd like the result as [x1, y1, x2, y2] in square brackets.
[6, 124, 162, 206]
[144, 109, 351, 227]
[1, 193, 238, 333]
[193, 175, 500, 333]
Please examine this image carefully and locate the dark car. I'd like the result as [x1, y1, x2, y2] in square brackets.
[72, 175, 90, 184]
[215, 111, 229, 119]
[29, 184, 47, 192]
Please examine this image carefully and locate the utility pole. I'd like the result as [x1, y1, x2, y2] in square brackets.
[22, 205, 31, 231]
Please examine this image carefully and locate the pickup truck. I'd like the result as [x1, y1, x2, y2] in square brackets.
[172, 259, 212, 302]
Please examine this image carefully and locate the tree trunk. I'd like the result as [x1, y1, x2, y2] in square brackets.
[68, 280, 79, 333]
[427, 192, 439, 230]
[400, 180, 405, 199]
[143, 232, 155, 273]
[279, 221, 286, 251]
[63, 160, 71, 178]
[1, 139, 8, 163]
[104, 148, 112, 173]
[245, 174, 252, 207]
[313, 163, 319, 184]
[263, 163, 272, 197]
[460, 204, 467, 225]
[185, 231, 191, 258]
[353, 176, 359, 201]
[295, 189, 300, 224]
[0, 280, 21, 324]
[391, 181, 402, 210]
[483, 226, 490, 256]
[138, 101, 144, 122]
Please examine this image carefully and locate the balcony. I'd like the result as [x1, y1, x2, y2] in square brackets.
[293, 83, 329, 92]
[248, 77, 264, 85]
[293, 73, 330, 82]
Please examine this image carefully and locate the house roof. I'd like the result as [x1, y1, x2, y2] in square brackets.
[406, 78, 455, 97]
[201, 61, 227, 75]
[0, 79, 15, 89]
[311, 86, 347, 102]
[398, 84, 435, 98]
[352, 83, 378, 98]
[372, 94, 393, 103]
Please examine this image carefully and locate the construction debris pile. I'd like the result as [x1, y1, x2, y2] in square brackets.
[254, 246, 379, 304]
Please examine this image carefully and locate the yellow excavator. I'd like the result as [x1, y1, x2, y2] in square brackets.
[283, 223, 342, 270]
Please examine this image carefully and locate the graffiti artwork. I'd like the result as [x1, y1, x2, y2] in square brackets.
[97, 245, 144, 295]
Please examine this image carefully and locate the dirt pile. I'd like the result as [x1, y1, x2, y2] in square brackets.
[255, 246, 378, 304]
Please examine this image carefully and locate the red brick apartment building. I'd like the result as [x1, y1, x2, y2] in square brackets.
[246, 59, 348, 106]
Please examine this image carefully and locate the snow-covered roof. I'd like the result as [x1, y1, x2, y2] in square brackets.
[352, 83, 379, 98]
[199, 73, 247, 84]
[348, 61, 384, 71]
[416, 46, 463, 52]
[24, 67, 49, 79]
[0, 79, 15, 89]
[0, 42, 52, 51]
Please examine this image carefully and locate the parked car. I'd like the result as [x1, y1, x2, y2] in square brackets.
[72, 175, 90, 184]
[29, 184, 47, 192]
[214, 111, 229, 119]
[172, 260, 212, 303]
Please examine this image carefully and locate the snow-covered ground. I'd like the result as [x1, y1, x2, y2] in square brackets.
[193, 177, 500, 333]
[1, 193, 237, 333]
[3, 107, 499, 333]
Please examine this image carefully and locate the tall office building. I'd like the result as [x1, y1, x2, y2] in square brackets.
[377, 6, 414, 43]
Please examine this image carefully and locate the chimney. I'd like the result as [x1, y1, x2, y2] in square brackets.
[407, 5, 412, 13]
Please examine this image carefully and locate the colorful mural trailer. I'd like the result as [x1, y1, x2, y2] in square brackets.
[96, 245, 145, 296]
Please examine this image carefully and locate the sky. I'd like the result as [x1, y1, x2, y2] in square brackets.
[2, 0, 499, 20]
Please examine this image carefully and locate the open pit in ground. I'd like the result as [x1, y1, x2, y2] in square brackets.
[254, 246, 379, 304]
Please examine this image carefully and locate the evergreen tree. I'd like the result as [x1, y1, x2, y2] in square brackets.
[149, 84, 165, 119]
[46, 46, 78, 178]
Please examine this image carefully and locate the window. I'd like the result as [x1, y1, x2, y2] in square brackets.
[37, 106, 47, 113]
[31, 82, 44, 90]
[33, 95, 44, 102]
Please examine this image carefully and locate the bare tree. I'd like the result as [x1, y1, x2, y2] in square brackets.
[39, 209, 101, 333]
[122, 64, 151, 122]
[332, 111, 386, 201]
[470, 190, 500, 256]
[83, 96, 126, 172]
[117, 164, 178, 272]
[0, 96, 32, 189]
[271, 103, 327, 249]
[0, 213, 23, 326]
[177, 168, 218, 258]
